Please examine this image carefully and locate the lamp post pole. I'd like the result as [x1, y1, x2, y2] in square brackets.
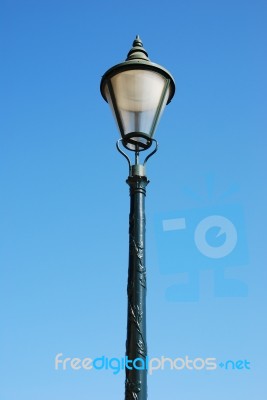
[100, 36, 175, 400]
[125, 171, 148, 400]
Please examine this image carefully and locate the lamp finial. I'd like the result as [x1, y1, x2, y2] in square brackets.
[126, 35, 149, 61]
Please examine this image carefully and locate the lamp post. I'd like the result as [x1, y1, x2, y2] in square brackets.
[100, 36, 175, 400]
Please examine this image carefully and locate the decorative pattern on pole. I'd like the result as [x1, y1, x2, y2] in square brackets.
[125, 175, 149, 400]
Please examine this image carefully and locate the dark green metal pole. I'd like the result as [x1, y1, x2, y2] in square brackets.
[125, 173, 148, 400]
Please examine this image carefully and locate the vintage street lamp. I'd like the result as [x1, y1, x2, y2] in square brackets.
[100, 36, 175, 400]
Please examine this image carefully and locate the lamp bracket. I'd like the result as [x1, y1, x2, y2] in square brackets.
[116, 139, 158, 177]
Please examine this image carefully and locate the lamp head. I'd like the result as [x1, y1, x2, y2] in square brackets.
[100, 36, 175, 151]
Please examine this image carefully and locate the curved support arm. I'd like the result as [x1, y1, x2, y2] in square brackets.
[116, 139, 131, 175]
[143, 139, 158, 166]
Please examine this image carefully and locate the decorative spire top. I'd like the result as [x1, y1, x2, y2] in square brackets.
[126, 35, 149, 61]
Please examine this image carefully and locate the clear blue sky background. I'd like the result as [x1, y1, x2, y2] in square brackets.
[1, 0, 267, 399]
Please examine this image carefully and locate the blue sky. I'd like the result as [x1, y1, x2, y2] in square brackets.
[1, 0, 267, 399]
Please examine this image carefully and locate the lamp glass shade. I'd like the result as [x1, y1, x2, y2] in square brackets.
[104, 69, 170, 150]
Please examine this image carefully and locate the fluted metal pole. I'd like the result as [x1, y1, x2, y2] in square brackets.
[125, 173, 148, 400]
